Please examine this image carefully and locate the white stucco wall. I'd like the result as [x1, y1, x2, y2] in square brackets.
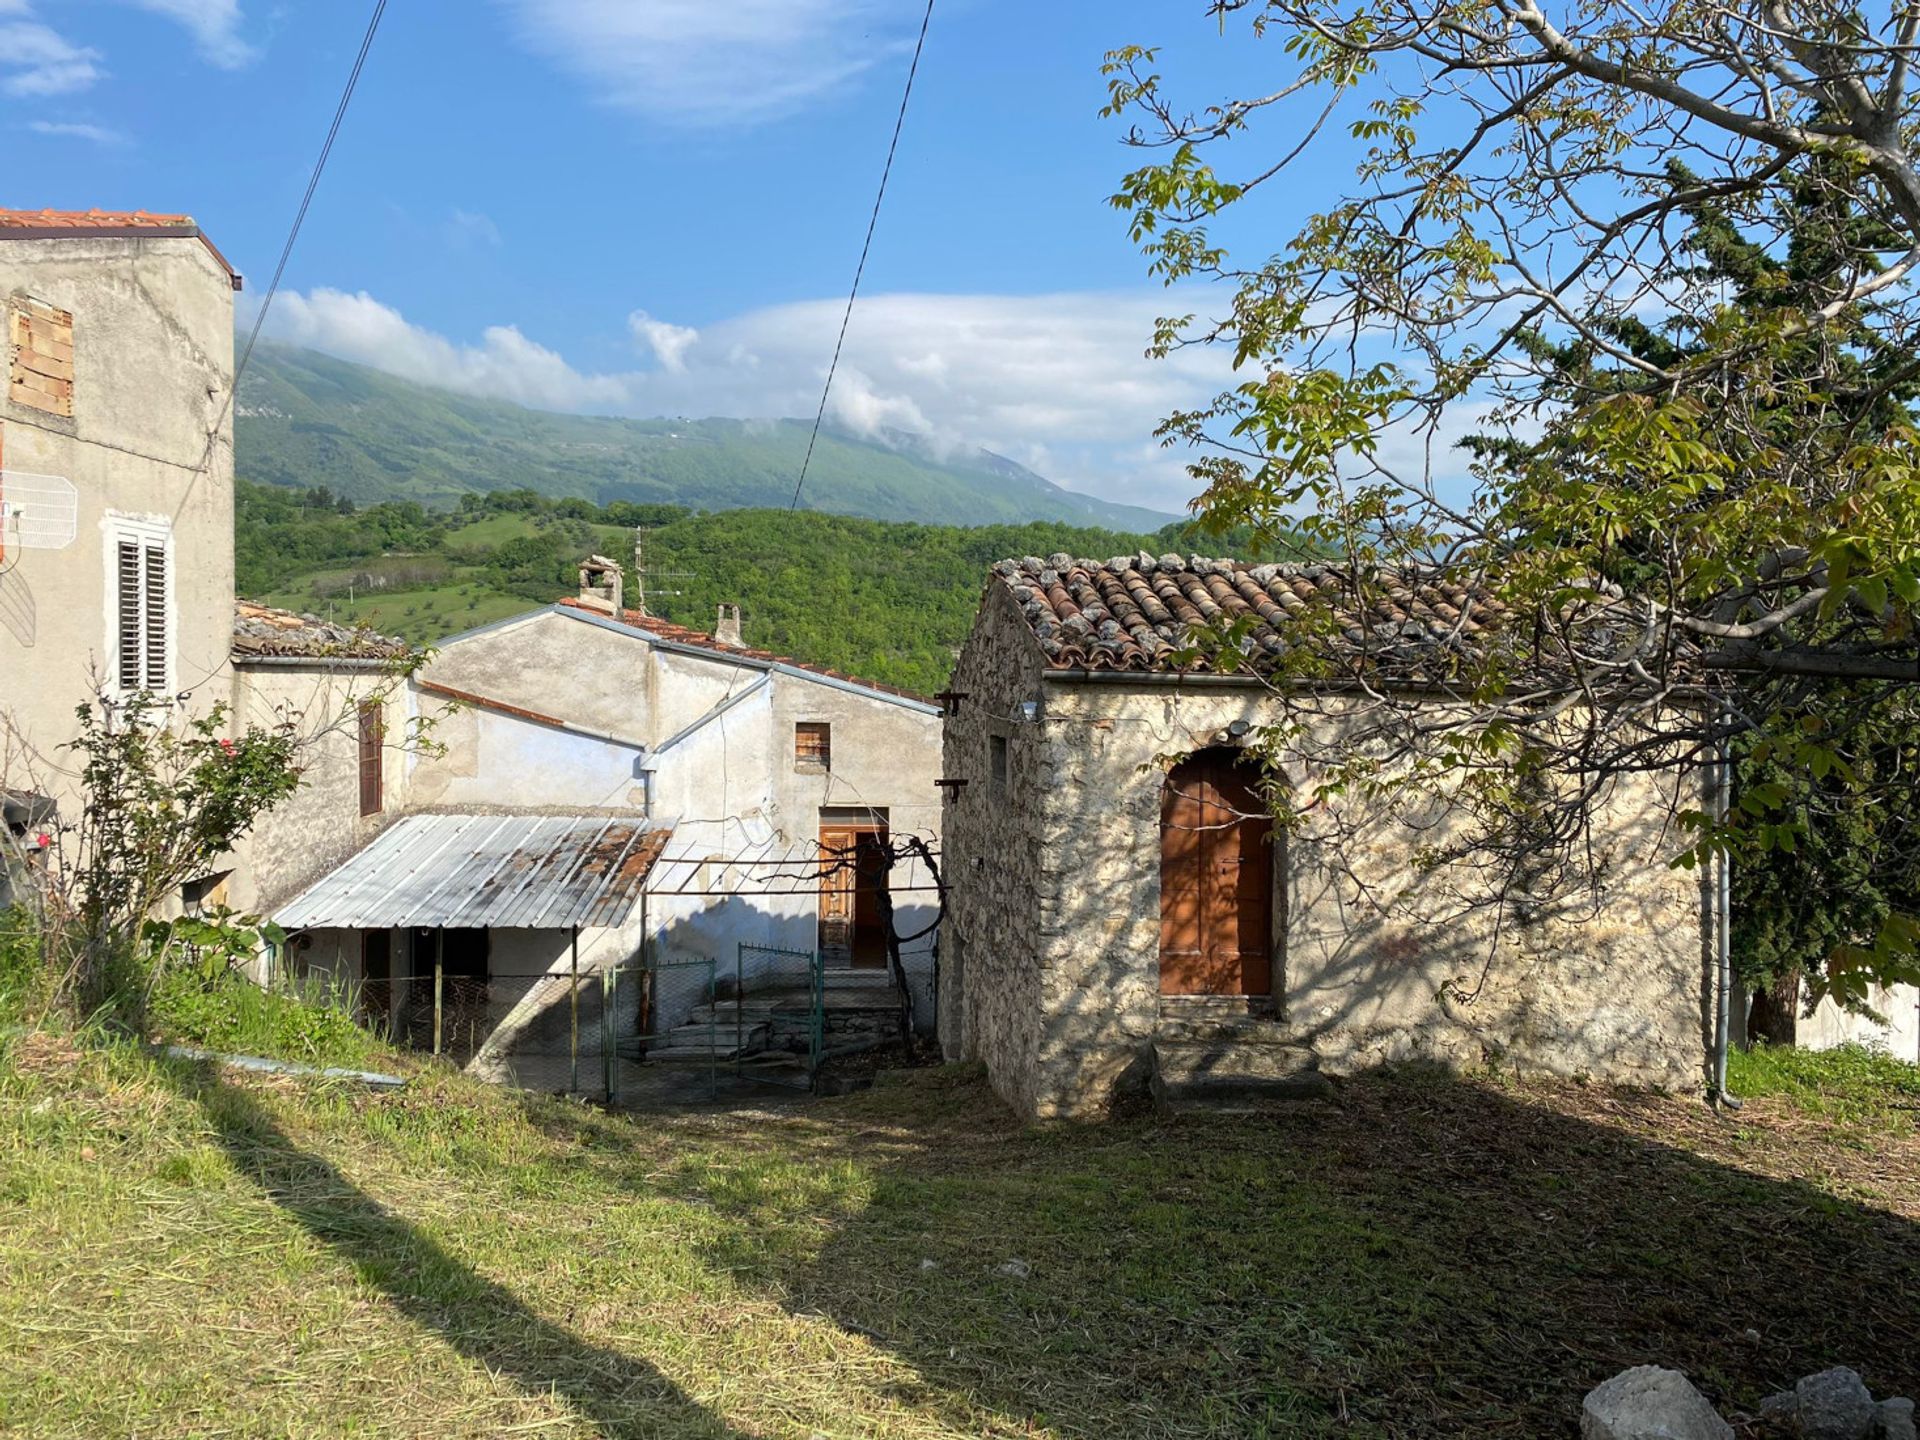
[395, 604, 944, 1035]
[0, 233, 237, 820]
[1802, 984, 1920, 1063]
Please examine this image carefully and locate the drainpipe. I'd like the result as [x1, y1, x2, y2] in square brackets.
[1710, 710, 1743, 1110]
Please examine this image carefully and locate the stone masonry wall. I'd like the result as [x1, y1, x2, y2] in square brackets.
[939, 585, 1050, 1115]
[945, 657, 1710, 1120]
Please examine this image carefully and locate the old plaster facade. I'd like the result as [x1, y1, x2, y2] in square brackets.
[0, 213, 241, 813]
[941, 562, 1711, 1120]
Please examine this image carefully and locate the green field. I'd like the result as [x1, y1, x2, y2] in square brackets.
[4, 1022, 1919, 1437]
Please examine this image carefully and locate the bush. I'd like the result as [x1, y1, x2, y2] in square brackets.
[148, 966, 385, 1071]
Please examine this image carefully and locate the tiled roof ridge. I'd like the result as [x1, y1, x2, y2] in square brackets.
[0, 207, 243, 289]
[554, 597, 933, 704]
[991, 551, 1504, 677]
[0, 207, 196, 228]
[232, 599, 411, 661]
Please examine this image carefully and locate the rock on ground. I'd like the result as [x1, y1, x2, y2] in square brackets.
[1795, 1367, 1878, 1440]
[1582, 1366, 1735, 1440]
[1879, 1397, 1917, 1440]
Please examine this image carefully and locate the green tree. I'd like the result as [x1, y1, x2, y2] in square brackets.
[1104, 2, 1920, 988]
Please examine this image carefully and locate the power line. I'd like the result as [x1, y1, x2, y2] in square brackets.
[787, 0, 937, 514]
[169, 0, 388, 532]
[233, 0, 389, 392]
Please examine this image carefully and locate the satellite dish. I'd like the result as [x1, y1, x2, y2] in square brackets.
[0, 471, 79, 571]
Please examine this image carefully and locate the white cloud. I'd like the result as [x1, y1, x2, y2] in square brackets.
[628, 311, 699, 374]
[496, 0, 917, 127]
[264, 286, 1237, 511]
[267, 290, 633, 414]
[117, 0, 254, 68]
[27, 119, 128, 145]
[0, 13, 105, 96]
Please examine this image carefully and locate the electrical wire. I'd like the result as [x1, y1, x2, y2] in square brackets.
[233, 0, 389, 395]
[172, 0, 389, 527]
[787, 0, 936, 514]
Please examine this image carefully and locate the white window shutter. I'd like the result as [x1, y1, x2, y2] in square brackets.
[143, 544, 167, 690]
[117, 540, 142, 691]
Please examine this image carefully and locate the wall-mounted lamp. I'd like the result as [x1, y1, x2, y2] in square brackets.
[1227, 719, 1251, 738]
[1019, 699, 1041, 724]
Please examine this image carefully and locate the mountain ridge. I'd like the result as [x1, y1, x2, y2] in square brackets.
[235, 345, 1178, 530]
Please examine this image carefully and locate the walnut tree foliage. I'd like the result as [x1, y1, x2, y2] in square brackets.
[1105, 0, 1920, 996]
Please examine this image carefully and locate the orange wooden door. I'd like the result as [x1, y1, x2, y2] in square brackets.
[1159, 751, 1273, 995]
[819, 825, 890, 967]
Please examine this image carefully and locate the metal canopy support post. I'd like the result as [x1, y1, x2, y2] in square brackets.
[432, 928, 444, 1057]
[569, 925, 580, 1094]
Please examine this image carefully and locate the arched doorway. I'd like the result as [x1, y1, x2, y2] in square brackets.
[1159, 748, 1275, 997]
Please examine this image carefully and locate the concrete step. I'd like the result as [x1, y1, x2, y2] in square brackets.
[1151, 1040, 1337, 1113]
[644, 1019, 772, 1063]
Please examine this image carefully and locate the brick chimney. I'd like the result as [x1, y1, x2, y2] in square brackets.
[576, 555, 623, 615]
[715, 604, 742, 646]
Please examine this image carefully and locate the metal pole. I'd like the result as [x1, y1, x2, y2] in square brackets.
[570, 926, 580, 1094]
[607, 961, 619, 1105]
[735, 943, 745, 1068]
[601, 965, 614, 1101]
[433, 929, 444, 1058]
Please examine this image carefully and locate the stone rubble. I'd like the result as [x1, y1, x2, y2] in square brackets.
[1584, 1364, 1916, 1440]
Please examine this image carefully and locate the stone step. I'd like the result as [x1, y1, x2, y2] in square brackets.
[1151, 1040, 1337, 1113]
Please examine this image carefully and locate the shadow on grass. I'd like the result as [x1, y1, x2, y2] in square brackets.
[650, 1067, 1920, 1439]
[168, 1061, 757, 1440]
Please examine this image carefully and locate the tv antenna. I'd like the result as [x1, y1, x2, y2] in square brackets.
[630, 527, 694, 618]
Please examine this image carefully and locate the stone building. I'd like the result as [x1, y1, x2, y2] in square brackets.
[939, 554, 1711, 1120]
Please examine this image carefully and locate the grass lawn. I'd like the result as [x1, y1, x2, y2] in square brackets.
[3, 1034, 1918, 1438]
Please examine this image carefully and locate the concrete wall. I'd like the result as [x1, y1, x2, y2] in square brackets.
[1802, 984, 1920, 1063]
[0, 234, 236, 814]
[941, 588, 1711, 1120]
[404, 604, 943, 1034]
[225, 660, 410, 916]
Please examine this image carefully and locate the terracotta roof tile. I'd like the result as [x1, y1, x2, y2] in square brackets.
[232, 600, 411, 662]
[556, 597, 932, 704]
[0, 207, 242, 289]
[993, 553, 1508, 678]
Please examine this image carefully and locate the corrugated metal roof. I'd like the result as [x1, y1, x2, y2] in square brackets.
[274, 814, 670, 931]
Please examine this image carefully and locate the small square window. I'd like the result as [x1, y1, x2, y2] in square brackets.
[990, 733, 1008, 791]
[795, 721, 831, 769]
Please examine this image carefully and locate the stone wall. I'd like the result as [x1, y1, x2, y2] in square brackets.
[942, 601, 1711, 1120]
[939, 584, 1051, 1114]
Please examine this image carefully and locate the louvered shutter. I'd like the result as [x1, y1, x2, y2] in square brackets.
[116, 540, 142, 690]
[143, 544, 167, 690]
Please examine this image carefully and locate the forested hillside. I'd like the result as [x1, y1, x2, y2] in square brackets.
[236, 346, 1175, 530]
[239, 482, 1314, 694]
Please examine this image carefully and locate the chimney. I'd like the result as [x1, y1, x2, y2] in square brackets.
[576, 555, 623, 615]
[715, 604, 742, 646]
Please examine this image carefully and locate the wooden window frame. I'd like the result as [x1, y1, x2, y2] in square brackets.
[794, 720, 832, 770]
[357, 699, 385, 817]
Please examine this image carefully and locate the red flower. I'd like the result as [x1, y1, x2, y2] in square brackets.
[218, 738, 236, 755]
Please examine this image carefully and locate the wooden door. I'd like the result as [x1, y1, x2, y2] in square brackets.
[820, 824, 889, 968]
[1159, 750, 1273, 996]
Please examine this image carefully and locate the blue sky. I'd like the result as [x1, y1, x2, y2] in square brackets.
[5, 1, 1324, 512]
